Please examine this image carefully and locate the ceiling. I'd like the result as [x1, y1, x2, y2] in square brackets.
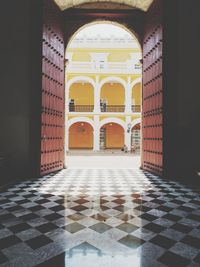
[54, 0, 154, 12]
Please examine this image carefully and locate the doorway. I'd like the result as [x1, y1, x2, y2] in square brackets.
[40, 0, 163, 175]
[64, 21, 142, 168]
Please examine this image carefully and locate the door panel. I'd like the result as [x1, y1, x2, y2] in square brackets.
[40, 0, 65, 175]
[142, 0, 163, 175]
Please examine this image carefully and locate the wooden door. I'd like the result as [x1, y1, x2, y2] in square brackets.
[40, 0, 65, 175]
[142, 0, 163, 175]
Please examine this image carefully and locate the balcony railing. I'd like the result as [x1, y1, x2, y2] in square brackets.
[68, 104, 141, 113]
[132, 105, 141, 112]
[66, 61, 142, 75]
[69, 105, 94, 112]
[101, 105, 125, 112]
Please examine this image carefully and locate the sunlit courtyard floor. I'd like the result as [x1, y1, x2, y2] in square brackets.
[66, 154, 140, 169]
[0, 156, 200, 266]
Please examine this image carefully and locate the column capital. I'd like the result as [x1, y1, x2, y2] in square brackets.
[95, 75, 100, 84]
[126, 116, 132, 124]
[127, 76, 131, 84]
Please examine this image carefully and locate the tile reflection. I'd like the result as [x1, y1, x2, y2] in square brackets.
[65, 242, 141, 267]
[0, 168, 200, 266]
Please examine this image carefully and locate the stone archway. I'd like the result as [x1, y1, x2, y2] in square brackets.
[100, 122, 125, 149]
[68, 121, 94, 149]
[99, 117, 126, 130]
[99, 76, 127, 90]
[54, 0, 154, 12]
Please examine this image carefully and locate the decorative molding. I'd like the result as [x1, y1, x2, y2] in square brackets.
[68, 35, 140, 49]
[54, 0, 154, 12]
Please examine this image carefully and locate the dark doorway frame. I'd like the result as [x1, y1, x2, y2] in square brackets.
[39, 0, 164, 176]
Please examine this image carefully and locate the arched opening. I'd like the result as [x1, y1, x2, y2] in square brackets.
[132, 82, 141, 112]
[100, 82, 125, 112]
[100, 122, 124, 150]
[65, 20, 142, 158]
[69, 82, 94, 112]
[63, 11, 163, 175]
[69, 121, 94, 149]
[131, 123, 141, 153]
[66, 21, 141, 50]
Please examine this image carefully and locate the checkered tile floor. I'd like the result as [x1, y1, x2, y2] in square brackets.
[0, 168, 200, 266]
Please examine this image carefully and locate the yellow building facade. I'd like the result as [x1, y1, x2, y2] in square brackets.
[65, 25, 142, 151]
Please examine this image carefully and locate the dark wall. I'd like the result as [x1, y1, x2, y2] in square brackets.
[176, 0, 200, 183]
[164, 0, 200, 185]
[0, 0, 43, 185]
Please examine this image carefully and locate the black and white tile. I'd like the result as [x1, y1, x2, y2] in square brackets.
[0, 168, 200, 266]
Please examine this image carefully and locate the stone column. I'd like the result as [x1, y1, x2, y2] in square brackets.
[125, 116, 132, 151]
[93, 115, 100, 151]
[94, 76, 100, 113]
[125, 76, 132, 113]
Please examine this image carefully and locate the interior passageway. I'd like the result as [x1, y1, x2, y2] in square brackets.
[1, 1, 200, 267]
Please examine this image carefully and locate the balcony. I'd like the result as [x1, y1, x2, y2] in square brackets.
[132, 105, 141, 112]
[101, 105, 125, 112]
[68, 104, 141, 113]
[66, 61, 142, 75]
[69, 105, 94, 112]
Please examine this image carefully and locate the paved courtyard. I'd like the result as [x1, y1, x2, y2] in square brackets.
[66, 154, 140, 169]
